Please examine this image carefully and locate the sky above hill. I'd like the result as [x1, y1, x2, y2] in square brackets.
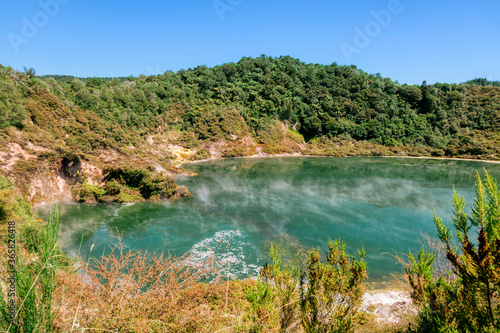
[1, 0, 499, 84]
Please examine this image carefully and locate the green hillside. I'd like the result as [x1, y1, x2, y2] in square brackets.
[1, 56, 499, 202]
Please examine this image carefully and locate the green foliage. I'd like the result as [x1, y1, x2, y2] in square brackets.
[299, 240, 368, 333]
[76, 183, 106, 202]
[222, 147, 255, 158]
[286, 128, 305, 144]
[0, 204, 62, 332]
[139, 173, 176, 199]
[104, 166, 150, 188]
[246, 241, 368, 333]
[0, 177, 13, 190]
[0, 66, 27, 130]
[262, 245, 301, 331]
[254, 120, 284, 145]
[0, 178, 32, 227]
[172, 131, 200, 149]
[466, 78, 500, 87]
[100, 166, 177, 201]
[405, 247, 459, 332]
[73, 166, 178, 203]
[103, 179, 122, 195]
[245, 270, 280, 332]
[192, 148, 211, 161]
[115, 188, 144, 203]
[245, 244, 300, 332]
[404, 171, 500, 332]
[29, 57, 494, 150]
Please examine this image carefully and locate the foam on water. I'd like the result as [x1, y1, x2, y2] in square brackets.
[190, 229, 261, 279]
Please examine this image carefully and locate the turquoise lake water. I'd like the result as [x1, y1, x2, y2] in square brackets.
[34, 157, 500, 287]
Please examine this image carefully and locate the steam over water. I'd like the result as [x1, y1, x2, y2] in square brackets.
[36, 157, 500, 287]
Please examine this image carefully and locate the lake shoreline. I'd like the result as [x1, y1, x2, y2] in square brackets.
[178, 152, 500, 169]
[381, 155, 500, 164]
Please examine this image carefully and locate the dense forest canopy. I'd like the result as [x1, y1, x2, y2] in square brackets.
[1, 56, 499, 158]
[465, 78, 500, 87]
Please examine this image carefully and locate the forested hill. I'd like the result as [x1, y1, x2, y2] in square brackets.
[3, 56, 500, 150]
[0, 56, 499, 202]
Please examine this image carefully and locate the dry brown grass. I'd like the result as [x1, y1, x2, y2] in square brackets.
[51, 237, 256, 332]
[1, 234, 422, 333]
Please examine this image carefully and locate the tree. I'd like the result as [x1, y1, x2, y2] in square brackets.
[23, 67, 36, 78]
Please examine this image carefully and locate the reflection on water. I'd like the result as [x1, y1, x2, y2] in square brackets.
[35, 157, 500, 287]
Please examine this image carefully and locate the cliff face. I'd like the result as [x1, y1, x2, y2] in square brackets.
[3, 139, 206, 205]
[0, 142, 101, 205]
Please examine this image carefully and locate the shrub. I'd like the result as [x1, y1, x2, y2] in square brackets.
[0, 177, 13, 190]
[246, 244, 301, 332]
[76, 183, 105, 202]
[139, 174, 176, 199]
[172, 131, 200, 148]
[115, 187, 144, 203]
[255, 120, 284, 145]
[192, 148, 211, 161]
[222, 147, 249, 158]
[263, 144, 292, 155]
[104, 166, 149, 188]
[0, 186, 32, 227]
[101, 166, 179, 201]
[245, 242, 367, 333]
[97, 195, 116, 203]
[286, 128, 305, 144]
[404, 171, 500, 332]
[104, 179, 121, 195]
[53, 236, 220, 332]
[300, 240, 368, 333]
[20, 220, 44, 253]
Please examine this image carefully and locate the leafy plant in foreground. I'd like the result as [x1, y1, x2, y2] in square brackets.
[300, 239, 368, 333]
[0, 204, 61, 333]
[404, 171, 500, 332]
[245, 244, 301, 332]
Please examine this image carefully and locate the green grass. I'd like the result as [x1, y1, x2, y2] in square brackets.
[0, 204, 62, 333]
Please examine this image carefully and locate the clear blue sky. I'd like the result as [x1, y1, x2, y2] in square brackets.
[1, 0, 499, 84]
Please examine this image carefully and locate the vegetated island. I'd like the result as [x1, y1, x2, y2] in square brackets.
[0, 56, 499, 206]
